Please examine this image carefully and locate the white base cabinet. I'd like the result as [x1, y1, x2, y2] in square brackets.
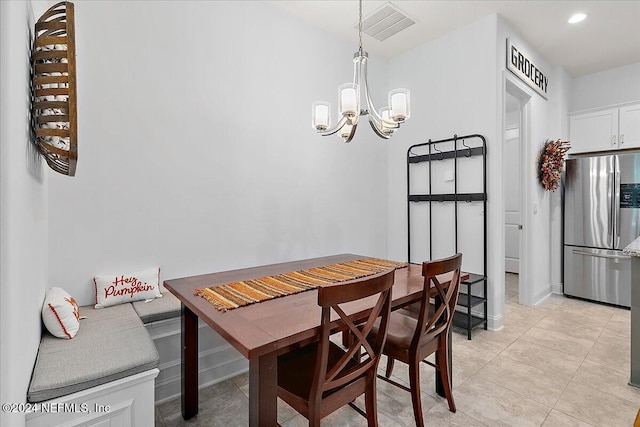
[25, 370, 159, 427]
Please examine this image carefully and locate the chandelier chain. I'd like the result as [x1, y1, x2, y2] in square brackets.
[358, 0, 363, 51]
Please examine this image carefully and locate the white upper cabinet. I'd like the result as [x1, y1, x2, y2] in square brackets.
[569, 109, 618, 154]
[619, 103, 640, 149]
[569, 102, 640, 154]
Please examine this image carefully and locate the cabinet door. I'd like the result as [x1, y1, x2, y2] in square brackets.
[569, 109, 618, 154]
[619, 103, 640, 149]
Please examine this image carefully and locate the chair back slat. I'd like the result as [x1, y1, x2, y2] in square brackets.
[311, 269, 394, 400]
[412, 254, 462, 348]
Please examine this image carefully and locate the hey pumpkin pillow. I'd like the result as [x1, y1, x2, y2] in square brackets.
[94, 267, 162, 308]
[42, 287, 80, 339]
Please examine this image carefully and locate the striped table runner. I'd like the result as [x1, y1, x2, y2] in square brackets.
[195, 258, 407, 312]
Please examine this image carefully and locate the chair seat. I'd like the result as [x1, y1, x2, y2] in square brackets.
[372, 311, 442, 359]
[278, 341, 359, 400]
[382, 312, 417, 350]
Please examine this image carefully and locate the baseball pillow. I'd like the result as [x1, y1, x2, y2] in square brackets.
[94, 267, 162, 308]
[42, 287, 80, 339]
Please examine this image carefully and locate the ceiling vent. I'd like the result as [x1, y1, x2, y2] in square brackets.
[357, 2, 416, 41]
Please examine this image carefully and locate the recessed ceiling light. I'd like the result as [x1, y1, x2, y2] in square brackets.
[568, 13, 587, 24]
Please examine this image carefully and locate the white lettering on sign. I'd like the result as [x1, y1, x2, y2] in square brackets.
[506, 38, 548, 99]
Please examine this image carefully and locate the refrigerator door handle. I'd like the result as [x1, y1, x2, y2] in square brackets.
[608, 171, 615, 247]
[572, 249, 629, 260]
[615, 170, 621, 246]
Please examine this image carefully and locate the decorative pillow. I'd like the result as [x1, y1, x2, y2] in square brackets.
[42, 287, 80, 339]
[94, 267, 162, 308]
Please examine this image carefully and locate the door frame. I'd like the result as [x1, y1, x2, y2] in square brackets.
[503, 73, 534, 306]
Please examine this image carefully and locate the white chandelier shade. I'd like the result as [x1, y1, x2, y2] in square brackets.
[311, 0, 410, 143]
[338, 83, 360, 118]
[311, 101, 330, 131]
[389, 88, 410, 122]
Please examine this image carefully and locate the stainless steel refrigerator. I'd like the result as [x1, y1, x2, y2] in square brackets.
[564, 152, 640, 307]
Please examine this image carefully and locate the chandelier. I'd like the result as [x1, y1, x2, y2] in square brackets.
[311, 0, 410, 142]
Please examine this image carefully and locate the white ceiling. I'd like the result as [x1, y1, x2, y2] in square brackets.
[265, 0, 640, 77]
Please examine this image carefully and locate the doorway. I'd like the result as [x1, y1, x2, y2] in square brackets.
[503, 77, 532, 306]
[504, 91, 521, 301]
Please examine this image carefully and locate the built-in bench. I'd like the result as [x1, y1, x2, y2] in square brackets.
[131, 292, 181, 323]
[26, 292, 247, 426]
[26, 303, 160, 426]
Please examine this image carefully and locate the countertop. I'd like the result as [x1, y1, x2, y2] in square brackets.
[623, 236, 640, 257]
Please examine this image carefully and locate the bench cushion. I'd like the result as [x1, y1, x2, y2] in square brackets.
[27, 303, 159, 403]
[132, 292, 181, 323]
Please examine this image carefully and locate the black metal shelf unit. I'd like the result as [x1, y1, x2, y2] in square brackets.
[407, 134, 487, 340]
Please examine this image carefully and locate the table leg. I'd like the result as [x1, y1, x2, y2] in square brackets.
[181, 303, 199, 419]
[249, 351, 278, 427]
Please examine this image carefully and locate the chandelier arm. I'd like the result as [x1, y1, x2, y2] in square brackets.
[353, 54, 360, 86]
[344, 122, 357, 143]
[320, 115, 349, 136]
[368, 110, 399, 131]
[348, 110, 362, 126]
[362, 58, 378, 120]
[367, 98, 399, 130]
[361, 58, 399, 130]
[367, 116, 392, 139]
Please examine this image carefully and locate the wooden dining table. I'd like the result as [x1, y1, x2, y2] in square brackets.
[164, 253, 466, 426]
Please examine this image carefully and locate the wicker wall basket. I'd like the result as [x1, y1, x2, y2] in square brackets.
[32, 1, 77, 176]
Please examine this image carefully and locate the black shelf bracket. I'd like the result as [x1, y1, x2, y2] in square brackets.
[408, 193, 487, 203]
[408, 146, 484, 163]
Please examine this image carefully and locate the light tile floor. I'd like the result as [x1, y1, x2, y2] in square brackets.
[156, 273, 640, 426]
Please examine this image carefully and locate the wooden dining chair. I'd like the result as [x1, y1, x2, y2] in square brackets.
[375, 253, 462, 427]
[277, 269, 395, 427]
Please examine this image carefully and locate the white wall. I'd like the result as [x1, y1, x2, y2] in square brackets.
[386, 14, 500, 324]
[572, 62, 640, 111]
[386, 13, 572, 329]
[47, 0, 390, 306]
[497, 18, 572, 305]
[0, 1, 50, 425]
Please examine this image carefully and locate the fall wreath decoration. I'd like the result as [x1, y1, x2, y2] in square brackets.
[538, 139, 570, 191]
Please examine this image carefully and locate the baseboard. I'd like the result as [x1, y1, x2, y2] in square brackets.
[487, 313, 504, 331]
[533, 284, 552, 306]
[551, 282, 563, 295]
[154, 350, 248, 404]
[145, 317, 249, 404]
[505, 258, 518, 274]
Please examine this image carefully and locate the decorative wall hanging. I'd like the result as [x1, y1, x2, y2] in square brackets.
[538, 139, 570, 191]
[32, 1, 77, 176]
[506, 38, 549, 100]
